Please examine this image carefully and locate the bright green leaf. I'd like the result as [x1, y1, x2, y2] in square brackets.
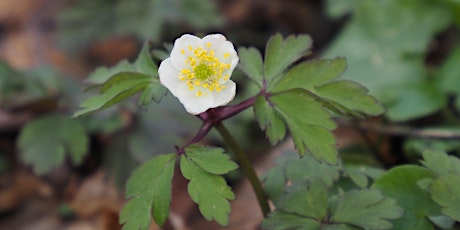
[120, 153, 176, 229]
[343, 164, 385, 188]
[264, 34, 312, 88]
[331, 189, 403, 229]
[273, 58, 347, 93]
[270, 90, 338, 164]
[253, 95, 287, 145]
[422, 149, 460, 176]
[238, 47, 264, 88]
[372, 165, 440, 230]
[184, 144, 238, 175]
[17, 114, 88, 175]
[273, 58, 384, 117]
[430, 174, 460, 221]
[180, 155, 234, 226]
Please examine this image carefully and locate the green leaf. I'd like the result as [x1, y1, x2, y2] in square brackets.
[17, 114, 88, 175]
[264, 34, 312, 88]
[280, 181, 330, 219]
[134, 42, 158, 75]
[253, 95, 287, 145]
[422, 149, 460, 176]
[430, 174, 460, 221]
[284, 153, 342, 187]
[273, 58, 384, 117]
[261, 210, 321, 230]
[324, 0, 453, 120]
[180, 154, 235, 226]
[372, 165, 440, 230]
[331, 189, 403, 229]
[343, 164, 385, 188]
[184, 144, 238, 175]
[120, 153, 176, 229]
[73, 72, 156, 117]
[238, 47, 264, 88]
[270, 90, 338, 164]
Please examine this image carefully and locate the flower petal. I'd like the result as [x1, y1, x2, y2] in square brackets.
[170, 34, 203, 70]
[211, 80, 236, 107]
[158, 58, 182, 96]
[175, 84, 214, 115]
[202, 34, 227, 52]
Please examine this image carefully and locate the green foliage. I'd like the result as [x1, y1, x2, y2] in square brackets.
[73, 43, 166, 117]
[262, 180, 402, 229]
[372, 166, 440, 229]
[264, 34, 312, 88]
[331, 189, 403, 229]
[120, 153, 176, 229]
[17, 114, 88, 175]
[58, 0, 223, 52]
[438, 44, 460, 110]
[422, 150, 460, 221]
[325, 0, 455, 121]
[180, 145, 238, 226]
[241, 36, 383, 162]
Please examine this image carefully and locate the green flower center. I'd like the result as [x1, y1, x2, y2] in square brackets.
[194, 63, 213, 80]
[178, 45, 232, 97]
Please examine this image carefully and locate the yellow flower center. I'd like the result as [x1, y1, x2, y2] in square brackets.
[179, 45, 231, 97]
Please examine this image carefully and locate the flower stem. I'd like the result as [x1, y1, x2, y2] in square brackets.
[214, 121, 270, 217]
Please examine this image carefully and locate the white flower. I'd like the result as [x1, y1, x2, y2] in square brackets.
[158, 34, 239, 115]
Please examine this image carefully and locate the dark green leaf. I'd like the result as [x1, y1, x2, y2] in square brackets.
[73, 73, 153, 117]
[238, 47, 264, 88]
[284, 153, 342, 187]
[184, 144, 238, 175]
[253, 95, 287, 145]
[134, 42, 158, 75]
[264, 34, 312, 88]
[280, 181, 329, 219]
[331, 189, 403, 229]
[430, 174, 460, 221]
[343, 164, 385, 188]
[17, 114, 88, 175]
[270, 90, 338, 164]
[180, 155, 234, 226]
[120, 153, 176, 229]
[372, 165, 440, 229]
[261, 211, 321, 230]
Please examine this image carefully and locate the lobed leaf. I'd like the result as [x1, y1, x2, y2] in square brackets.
[430, 174, 460, 221]
[184, 144, 238, 175]
[372, 165, 441, 229]
[17, 114, 88, 175]
[270, 90, 338, 164]
[331, 189, 403, 229]
[180, 154, 235, 226]
[120, 153, 176, 229]
[253, 95, 287, 145]
[237, 47, 264, 88]
[264, 34, 312, 88]
[273, 58, 384, 117]
[73, 73, 156, 117]
[421, 149, 460, 176]
[261, 210, 321, 230]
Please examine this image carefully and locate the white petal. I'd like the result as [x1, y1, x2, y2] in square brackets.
[211, 80, 236, 107]
[202, 34, 227, 52]
[158, 58, 182, 97]
[170, 34, 203, 70]
[215, 41, 238, 65]
[175, 84, 214, 115]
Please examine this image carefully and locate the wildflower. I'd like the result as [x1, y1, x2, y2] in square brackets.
[159, 34, 239, 115]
